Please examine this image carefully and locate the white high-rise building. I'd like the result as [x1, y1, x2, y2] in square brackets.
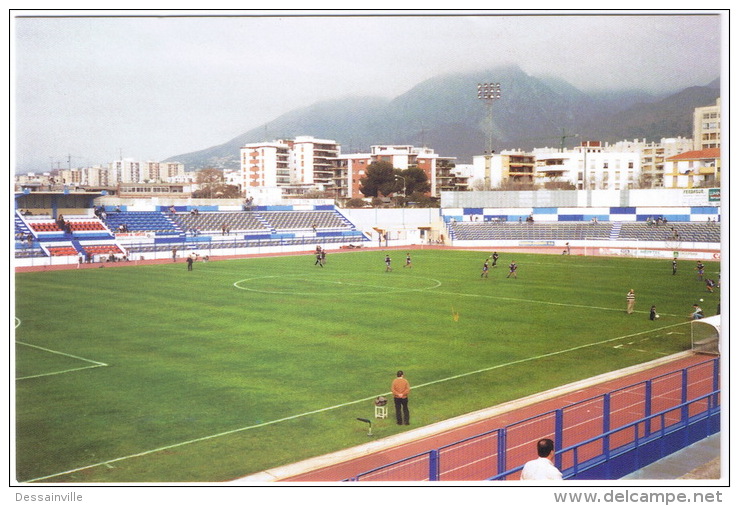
[109, 159, 142, 184]
[240, 140, 292, 188]
[240, 136, 340, 195]
[530, 141, 641, 190]
[291, 136, 340, 189]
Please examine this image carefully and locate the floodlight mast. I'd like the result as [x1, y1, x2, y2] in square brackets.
[477, 82, 501, 189]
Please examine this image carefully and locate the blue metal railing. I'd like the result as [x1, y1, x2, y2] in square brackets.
[348, 358, 719, 481]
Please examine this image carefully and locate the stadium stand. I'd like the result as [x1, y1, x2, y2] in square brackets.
[103, 211, 182, 235]
[81, 244, 125, 257]
[448, 221, 720, 243]
[46, 246, 79, 256]
[170, 211, 270, 234]
[448, 222, 612, 241]
[28, 221, 63, 233]
[67, 221, 108, 232]
[260, 210, 352, 231]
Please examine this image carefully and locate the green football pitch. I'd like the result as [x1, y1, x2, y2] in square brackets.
[13, 249, 720, 483]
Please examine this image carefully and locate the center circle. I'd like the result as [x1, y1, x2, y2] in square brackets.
[233, 273, 441, 295]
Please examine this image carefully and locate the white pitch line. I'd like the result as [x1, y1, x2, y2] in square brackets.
[15, 341, 109, 381]
[430, 288, 684, 317]
[15, 341, 108, 367]
[22, 320, 689, 483]
[233, 275, 442, 295]
[17, 364, 109, 381]
[235, 274, 682, 317]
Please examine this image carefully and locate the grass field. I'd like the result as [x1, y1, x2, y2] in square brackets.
[13, 249, 720, 483]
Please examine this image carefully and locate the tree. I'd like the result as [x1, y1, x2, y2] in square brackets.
[344, 198, 369, 208]
[192, 168, 241, 198]
[359, 161, 397, 198]
[397, 167, 431, 196]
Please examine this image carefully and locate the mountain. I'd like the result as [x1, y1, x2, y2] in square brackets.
[165, 65, 720, 169]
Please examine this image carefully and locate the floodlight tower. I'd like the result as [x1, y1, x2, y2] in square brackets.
[477, 82, 501, 189]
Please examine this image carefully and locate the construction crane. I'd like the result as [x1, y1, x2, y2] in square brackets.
[518, 129, 580, 152]
[556, 129, 580, 152]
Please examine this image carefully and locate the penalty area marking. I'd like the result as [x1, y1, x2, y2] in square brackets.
[15, 318, 108, 380]
[21, 320, 689, 483]
[15, 341, 109, 381]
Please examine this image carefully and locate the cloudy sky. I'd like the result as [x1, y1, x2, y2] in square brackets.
[12, 10, 724, 173]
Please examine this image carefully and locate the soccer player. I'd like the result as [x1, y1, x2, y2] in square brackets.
[705, 278, 715, 293]
[695, 261, 705, 280]
[491, 252, 499, 267]
[672, 259, 678, 275]
[404, 253, 412, 268]
[691, 304, 704, 320]
[506, 260, 518, 278]
[385, 254, 392, 272]
[626, 289, 636, 314]
[481, 258, 489, 278]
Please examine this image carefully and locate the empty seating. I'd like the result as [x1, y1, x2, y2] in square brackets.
[68, 221, 107, 232]
[104, 212, 181, 235]
[47, 246, 78, 256]
[261, 211, 351, 231]
[449, 221, 720, 243]
[171, 212, 269, 234]
[82, 244, 124, 256]
[618, 222, 720, 242]
[449, 222, 612, 241]
[29, 221, 62, 232]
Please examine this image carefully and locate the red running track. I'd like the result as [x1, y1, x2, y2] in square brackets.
[237, 352, 716, 482]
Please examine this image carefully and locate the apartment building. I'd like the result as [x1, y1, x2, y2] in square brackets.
[663, 148, 720, 189]
[530, 142, 641, 190]
[472, 150, 538, 189]
[577, 141, 641, 190]
[240, 136, 340, 192]
[83, 166, 111, 187]
[240, 140, 292, 188]
[330, 145, 455, 199]
[109, 159, 142, 184]
[368, 145, 455, 197]
[291, 136, 340, 189]
[142, 161, 185, 182]
[693, 98, 721, 151]
[331, 153, 372, 199]
[603, 137, 694, 189]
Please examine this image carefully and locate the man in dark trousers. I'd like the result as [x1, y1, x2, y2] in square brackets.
[391, 370, 410, 425]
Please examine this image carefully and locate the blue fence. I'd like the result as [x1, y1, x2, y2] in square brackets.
[347, 358, 719, 481]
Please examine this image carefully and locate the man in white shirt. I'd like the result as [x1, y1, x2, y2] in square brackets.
[520, 438, 563, 480]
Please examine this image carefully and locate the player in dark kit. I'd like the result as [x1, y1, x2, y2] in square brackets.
[507, 261, 518, 278]
[672, 259, 677, 275]
[491, 252, 499, 267]
[695, 261, 705, 280]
